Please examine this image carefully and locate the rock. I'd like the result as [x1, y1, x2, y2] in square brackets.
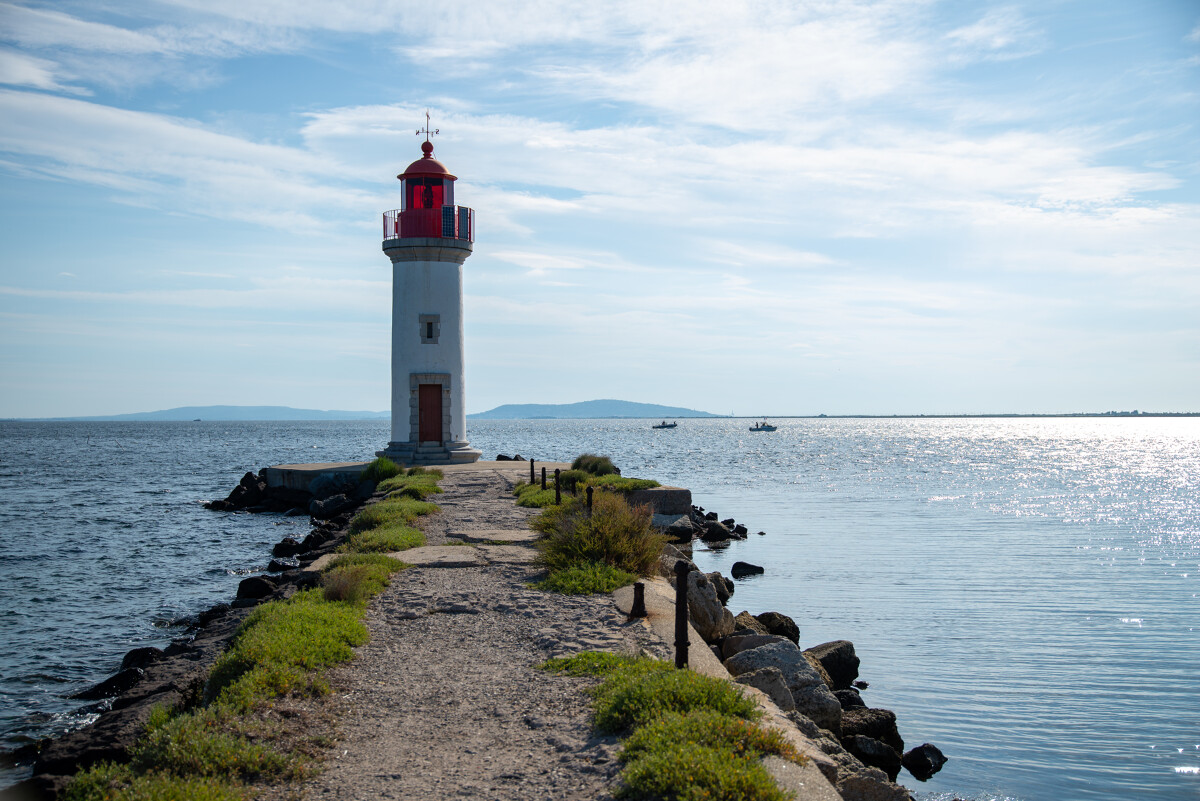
[722, 641, 841, 734]
[236, 575, 277, 600]
[204, 499, 233, 511]
[308, 473, 350, 501]
[70, 668, 145, 700]
[733, 611, 769, 635]
[704, 511, 717, 521]
[734, 667, 795, 711]
[842, 735, 902, 782]
[841, 708, 903, 754]
[730, 561, 764, 578]
[836, 768, 913, 801]
[721, 518, 736, 527]
[700, 520, 731, 541]
[854, 680, 869, 690]
[309, 493, 353, 519]
[786, 713, 912, 801]
[902, 743, 947, 781]
[720, 633, 790, 661]
[513, 455, 526, 461]
[835, 688, 866, 709]
[273, 537, 303, 557]
[804, 652, 836, 689]
[756, 530, 766, 536]
[283, 507, 307, 517]
[686, 570, 735, 643]
[268, 557, 300, 572]
[732, 523, 748, 535]
[662, 515, 698, 543]
[805, 639, 860, 690]
[705, 571, 733, 605]
[496, 454, 512, 460]
[119, 647, 163, 672]
[300, 531, 328, 551]
[754, 611, 800, 644]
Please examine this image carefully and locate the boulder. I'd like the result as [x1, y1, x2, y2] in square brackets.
[704, 511, 718, 521]
[720, 633, 790, 661]
[236, 576, 277, 600]
[730, 561, 764, 578]
[722, 641, 841, 734]
[902, 743, 947, 781]
[841, 708, 903, 754]
[662, 515, 698, 543]
[700, 520, 731, 541]
[308, 473, 351, 501]
[835, 688, 866, 709]
[805, 639, 860, 690]
[119, 647, 163, 672]
[309, 493, 354, 519]
[273, 537, 303, 557]
[705, 571, 734, 605]
[733, 611, 769, 635]
[268, 557, 300, 572]
[70, 668, 145, 700]
[283, 507, 307, 517]
[686, 570, 735, 643]
[300, 531, 328, 551]
[721, 518, 736, 527]
[842, 735, 902, 782]
[754, 611, 800, 644]
[804, 652, 836, 689]
[496, 454, 512, 461]
[733, 523, 749, 537]
[734, 667, 795, 711]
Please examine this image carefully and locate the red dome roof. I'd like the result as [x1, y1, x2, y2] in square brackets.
[398, 140, 457, 181]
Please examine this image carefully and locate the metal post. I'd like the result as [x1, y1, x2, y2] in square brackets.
[530, 459, 535, 484]
[631, 582, 647, 618]
[673, 560, 690, 669]
[586, 486, 593, 513]
[541, 466, 547, 490]
[554, 468, 561, 505]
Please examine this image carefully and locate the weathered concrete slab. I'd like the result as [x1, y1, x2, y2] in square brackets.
[266, 461, 372, 492]
[453, 529, 540, 544]
[302, 553, 338, 573]
[387, 545, 485, 568]
[626, 486, 692, 515]
[477, 544, 538, 564]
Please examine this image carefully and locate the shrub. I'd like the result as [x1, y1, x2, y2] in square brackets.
[540, 651, 642, 677]
[571, 453, 620, 476]
[349, 496, 438, 533]
[591, 662, 760, 734]
[533, 492, 665, 576]
[322, 554, 406, 602]
[557, 469, 591, 493]
[377, 470, 443, 495]
[619, 710, 797, 764]
[536, 561, 638, 594]
[65, 764, 245, 801]
[131, 707, 293, 781]
[587, 476, 661, 492]
[616, 740, 791, 801]
[359, 456, 402, 483]
[514, 481, 558, 508]
[345, 523, 424, 553]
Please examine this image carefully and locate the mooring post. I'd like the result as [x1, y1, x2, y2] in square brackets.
[554, 468, 561, 505]
[530, 459, 535, 484]
[586, 485, 593, 513]
[673, 560, 690, 669]
[631, 581, 647, 618]
[541, 466, 547, 490]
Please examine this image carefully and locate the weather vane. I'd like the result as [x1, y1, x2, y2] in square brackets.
[415, 109, 439, 142]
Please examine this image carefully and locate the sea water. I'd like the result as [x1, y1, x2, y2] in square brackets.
[1, 417, 1197, 800]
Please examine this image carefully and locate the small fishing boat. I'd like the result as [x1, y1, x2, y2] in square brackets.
[652, 420, 678, 429]
[749, 419, 777, 432]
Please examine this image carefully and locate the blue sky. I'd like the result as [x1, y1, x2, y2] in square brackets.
[1, 1, 1197, 417]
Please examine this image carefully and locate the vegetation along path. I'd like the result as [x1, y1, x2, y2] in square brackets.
[300, 462, 667, 801]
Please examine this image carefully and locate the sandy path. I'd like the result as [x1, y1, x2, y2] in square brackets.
[299, 464, 667, 801]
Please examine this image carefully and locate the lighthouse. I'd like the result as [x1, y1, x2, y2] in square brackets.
[377, 132, 481, 465]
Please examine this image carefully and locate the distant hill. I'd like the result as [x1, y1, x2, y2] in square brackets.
[468, 399, 720, 420]
[25, 405, 389, 422]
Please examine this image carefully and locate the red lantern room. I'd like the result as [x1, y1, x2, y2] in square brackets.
[383, 140, 474, 242]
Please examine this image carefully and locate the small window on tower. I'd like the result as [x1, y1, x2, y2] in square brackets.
[419, 314, 440, 344]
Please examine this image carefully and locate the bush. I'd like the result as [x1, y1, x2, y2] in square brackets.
[377, 470, 443, 495]
[322, 554, 406, 602]
[571, 453, 620, 476]
[591, 662, 760, 734]
[514, 481, 559, 508]
[536, 561, 638, 594]
[345, 524, 424, 553]
[533, 492, 665, 576]
[349, 496, 438, 533]
[619, 710, 797, 764]
[540, 651, 642, 677]
[360, 456, 402, 483]
[131, 707, 293, 781]
[616, 740, 791, 801]
[557, 469, 591, 493]
[65, 764, 245, 801]
[587, 475, 661, 492]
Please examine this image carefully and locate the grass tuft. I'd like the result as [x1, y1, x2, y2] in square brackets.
[349, 496, 438, 534]
[586, 475, 661, 492]
[571, 453, 620, 476]
[514, 481, 559, 508]
[616, 740, 793, 801]
[359, 456, 402, 483]
[539, 651, 642, 677]
[345, 523, 424, 553]
[65, 764, 245, 801]
[619, 710, 798, 764]
[322, 553, 406, 603]
[536, 561, 638, 594]
[533, 492, 665, 576]
[591, 662, 760, 734]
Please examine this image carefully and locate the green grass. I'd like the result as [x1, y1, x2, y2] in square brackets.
[532, 492, 665, 577]
[620, 710, 797, 764]
[571, 453, 620, 476]
[616, 741, 793, 801]
[535, 561, 638, 594]
[590, 661, 761, 735]
[514, 481, 559, 508]
[359, 456, 402, 483]
[65, 763, 246, 801]
[540, 651, 641, 677]
[322, 554, 407, 603]
[377, 469, 444, 497]
[586, 475, 661, 492]
[348, 496, 438, 534]
[345, 523, 425, 553]
[131, 707, 296, 781]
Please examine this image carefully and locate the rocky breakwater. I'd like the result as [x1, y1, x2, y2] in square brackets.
[653, 503, 947, 800]
[12, 470, 382, 800]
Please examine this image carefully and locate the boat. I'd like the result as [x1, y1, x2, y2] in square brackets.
[652, 420, 678, 429]
[749, 419, 776, 432]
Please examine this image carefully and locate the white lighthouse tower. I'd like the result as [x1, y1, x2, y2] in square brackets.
[377, 129, 481, 465]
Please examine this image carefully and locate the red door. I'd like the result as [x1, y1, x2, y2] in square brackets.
[418, 384, 442, 442]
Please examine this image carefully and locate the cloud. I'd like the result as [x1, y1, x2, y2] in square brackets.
[945, 7, 1045, 61]
[0, 47, 88, 93]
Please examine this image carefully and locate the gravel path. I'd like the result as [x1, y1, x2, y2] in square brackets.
[299, 464, 667, 801]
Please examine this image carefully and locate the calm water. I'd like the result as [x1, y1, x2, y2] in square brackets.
[1, 417, 1198, 800]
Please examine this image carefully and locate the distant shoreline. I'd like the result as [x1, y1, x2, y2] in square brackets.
[4, 412, 1197, 422]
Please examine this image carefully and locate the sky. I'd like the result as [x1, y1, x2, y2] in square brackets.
[0, 0, 1198, 418]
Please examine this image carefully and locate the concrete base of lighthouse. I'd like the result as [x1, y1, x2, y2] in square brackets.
[376, 440, 482, 466]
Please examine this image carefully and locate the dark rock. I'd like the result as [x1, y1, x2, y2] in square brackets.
[721, 518, 736, 527]
[309, 493, 353, 519]
[756, 530, 766, 536]
[663, 515, 698, 543]
[754, 611, 800, 644]
[701, 520, 731, 541]
[841, 707, 903, 754]
[301, 531, 328, 551]
[733, 523, 749, 537]
[204, 499, 233, 511]
[733, 611, 769, 635]
[352, 480, 376, 501]
[119, 647, 163, 672]
[308, 473, 352, 501]
[69, 668, 144, 701]
[805, 640, 860, 691]
[267, 557, 300, 572]
[196, 603, 230, 627]
[283, 507, 307, 517]
[704, 511, 717, 521]
[902, 743, 947, 781]
[496, 454, 512, 460]
[236, 575, 277, 600]
[705, 571, 733, 605]
[730, 561, 764, 578]
[273, 537, 303, 557]
[853, 680, 869, 690]
[835, 688, 866, 709]
[513, 455, 526, 461]
[842, 735, 902, 782]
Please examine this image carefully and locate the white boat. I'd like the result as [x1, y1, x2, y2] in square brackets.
[749, 419, 777, 432]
